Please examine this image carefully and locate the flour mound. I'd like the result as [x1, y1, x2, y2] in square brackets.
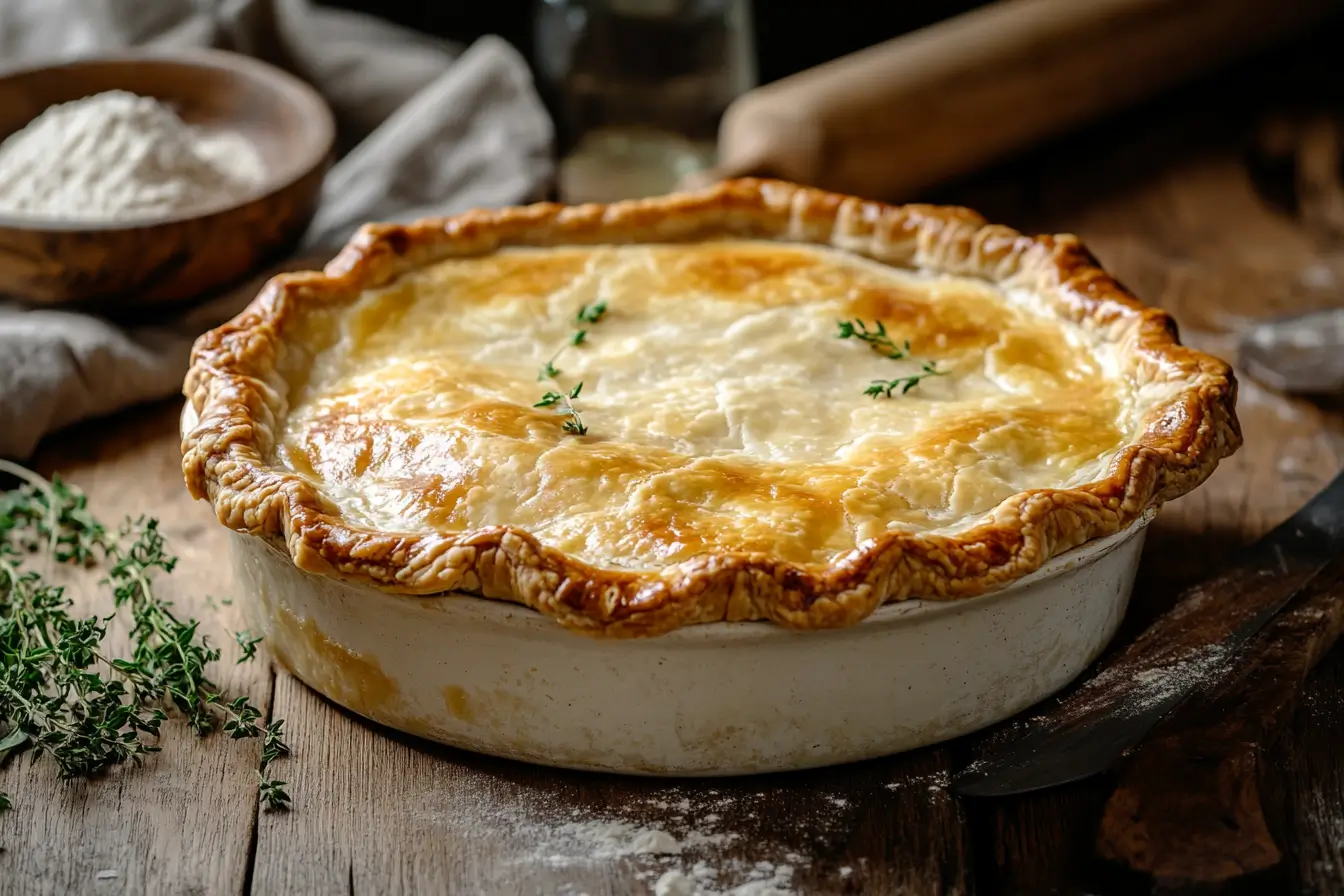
[656, 870, 698, 896]
[0, 90, 265, 221]
[559, 821, 685, 858]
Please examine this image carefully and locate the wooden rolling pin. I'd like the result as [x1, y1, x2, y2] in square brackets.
[687, 0, 1340, 200]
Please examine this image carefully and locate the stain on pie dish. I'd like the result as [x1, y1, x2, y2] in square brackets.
[182, 179, 1240, 637]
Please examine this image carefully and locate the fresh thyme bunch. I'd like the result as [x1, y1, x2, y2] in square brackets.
[0, 460, 290, 812]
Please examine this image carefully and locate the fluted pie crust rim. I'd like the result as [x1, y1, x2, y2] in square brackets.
[181, 179, 1241, 637]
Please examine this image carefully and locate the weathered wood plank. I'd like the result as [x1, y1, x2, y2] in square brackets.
[1275, 647, 1344, 896]
[1097, 554, 1344, 882]
[0, 403, 269, 896]
[251, 667, 974, 895]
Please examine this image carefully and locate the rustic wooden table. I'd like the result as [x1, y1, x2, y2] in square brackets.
[4, 34, 1344, 896]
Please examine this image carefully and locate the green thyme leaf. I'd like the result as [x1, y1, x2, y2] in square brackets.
[0, 726, 28, 758]
[234, 630, 263, 664]
[258, 771, 291, 811]
[576, 301, 608, 325]
[835, 318, 910, 359]
[864, 362, 943, 398]
[535, 384, 587, 436]
[535, 302, 608, 434]
[261, 719, 290, 770]
[534, 392, 565, 408]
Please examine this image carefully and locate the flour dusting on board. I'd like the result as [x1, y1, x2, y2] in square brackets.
[414, 781, 876, 894]
[516, 798, 796, 894]
[956, 643, 1239, 783]
[1068, 642, 1232, 721]
[584, 821, 681, 856]
[655, 863, 795, 896]
[884, 768, 950, 795]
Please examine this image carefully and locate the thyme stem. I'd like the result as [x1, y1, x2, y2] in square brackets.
[835, 318, 945, 397]
[0, 466, 291, 810]
[534, 300, 608, 435]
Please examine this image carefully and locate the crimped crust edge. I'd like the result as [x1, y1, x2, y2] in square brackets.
[181, 179, 1241, 637]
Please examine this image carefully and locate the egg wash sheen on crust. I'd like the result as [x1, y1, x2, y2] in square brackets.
[275, 240, 1144, 571]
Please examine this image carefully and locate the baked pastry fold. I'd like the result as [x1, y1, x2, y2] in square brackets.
[182, 179, 1240, 636]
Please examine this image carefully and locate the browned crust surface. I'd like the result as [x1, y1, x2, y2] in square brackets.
[181, 179, 1241, 637]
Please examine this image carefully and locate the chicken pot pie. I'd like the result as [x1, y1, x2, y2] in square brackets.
[182, 179, 1240, 636]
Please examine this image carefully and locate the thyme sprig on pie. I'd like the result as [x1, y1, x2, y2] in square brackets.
[535, 300, 609, 434]
[836, 317, 944, 397]
[534, 383, 588, 436]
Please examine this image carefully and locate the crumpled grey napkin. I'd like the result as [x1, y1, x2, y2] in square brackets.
[0, 0, 554, 459]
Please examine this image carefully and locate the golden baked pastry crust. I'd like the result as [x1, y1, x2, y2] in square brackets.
[182, 179, 1241, 637]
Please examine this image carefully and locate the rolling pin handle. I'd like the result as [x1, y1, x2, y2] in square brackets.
[679, 102, 825, 191]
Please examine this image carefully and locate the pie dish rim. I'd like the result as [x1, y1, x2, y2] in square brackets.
[180, 178, 1241, 637]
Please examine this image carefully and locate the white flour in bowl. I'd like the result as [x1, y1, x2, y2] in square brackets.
[0, 90, 265, 222]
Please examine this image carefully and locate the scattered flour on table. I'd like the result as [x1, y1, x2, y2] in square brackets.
[1298, 262, 1337, 290]
[550, 819, 796, 893]
[559, 821, 685, 857]
[656, 871, 698, 896]
[415, 781, 875, 894]
[884, 769, 950, 795]
[955, 643, 1237, 782]
[1064, 643, 1232, 722]
[0, 90, 265, 221]
[655, 864, 795, 896]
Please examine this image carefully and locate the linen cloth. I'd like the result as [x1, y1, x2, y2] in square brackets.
[0, 0, 554, 458]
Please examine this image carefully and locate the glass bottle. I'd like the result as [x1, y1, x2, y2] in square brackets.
[534, 0, 756, 203]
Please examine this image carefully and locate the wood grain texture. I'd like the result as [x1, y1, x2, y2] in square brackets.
[1276, 648, 1344, 896]
[0, 403, 273, 896]
[251, 672, 973, 896]
[1097, 555, 1344, 882]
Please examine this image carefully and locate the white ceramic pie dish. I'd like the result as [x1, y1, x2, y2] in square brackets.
[179, 182, 1242, 774]
[193, 403, 1155, 776]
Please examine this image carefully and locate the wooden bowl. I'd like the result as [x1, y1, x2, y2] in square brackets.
[0, 50, 334, 307]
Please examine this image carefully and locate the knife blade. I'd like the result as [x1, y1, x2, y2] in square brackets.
[952, 466, 1344, 798]
[1239, 307, 1344, 396]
